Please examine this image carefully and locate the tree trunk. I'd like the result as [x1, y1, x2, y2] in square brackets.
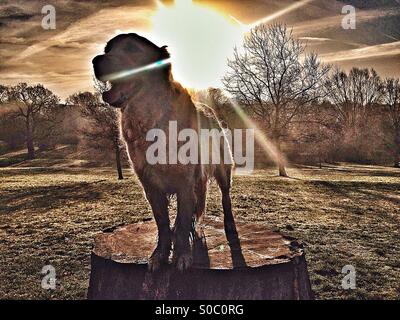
[394, 129, 400, 168]
[275, 137, 288, 177]
[26, 118, 35, 160]
[115, 145, 123, 180]
[278, 161, 288, 177]
[88, 218, 314, 300]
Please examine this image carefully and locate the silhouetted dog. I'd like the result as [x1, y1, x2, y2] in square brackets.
[93, 33, 234, 271]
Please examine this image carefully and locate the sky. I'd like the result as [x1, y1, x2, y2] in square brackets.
[0, 0, 399, 100]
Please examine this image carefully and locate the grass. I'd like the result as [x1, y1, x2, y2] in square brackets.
[0, 163, 399, 300]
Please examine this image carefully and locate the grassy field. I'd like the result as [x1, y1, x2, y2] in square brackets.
[0, 163, 399, 300]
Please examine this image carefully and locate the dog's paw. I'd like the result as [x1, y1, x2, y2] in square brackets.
[148, 251, 168, 272]
[175, 252, 193, 271]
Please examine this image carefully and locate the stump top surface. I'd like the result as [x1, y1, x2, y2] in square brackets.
[93, 219, 303, 269]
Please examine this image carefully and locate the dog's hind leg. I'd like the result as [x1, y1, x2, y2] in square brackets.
[215, 165, 235, 234]
[173, 187, 196, 271]
[215, 165, 246, 267]
[145, 189, 171, 272]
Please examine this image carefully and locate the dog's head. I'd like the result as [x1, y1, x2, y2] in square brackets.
[92, 33, 170, 107]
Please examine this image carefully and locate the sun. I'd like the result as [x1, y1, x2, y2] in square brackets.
[147, 0, 243, 89]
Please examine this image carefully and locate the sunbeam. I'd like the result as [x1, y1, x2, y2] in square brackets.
[226, 98, 292, 176]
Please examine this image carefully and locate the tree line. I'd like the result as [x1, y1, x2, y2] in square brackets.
[0, 23, 399, 177]
[0, 80, 124, 179]
[217, 23, 400, 175]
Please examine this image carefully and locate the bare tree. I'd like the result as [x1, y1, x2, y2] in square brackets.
[382, 78, 400, 167]
[325, 67, 384, 133]
[67, 84, 124, 180]
[223, 23, 330, 176]
[8, 83, 60, 159]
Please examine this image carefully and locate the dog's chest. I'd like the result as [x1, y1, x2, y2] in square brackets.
[120, 107, 163, 169]
[121, 105, 162, 139]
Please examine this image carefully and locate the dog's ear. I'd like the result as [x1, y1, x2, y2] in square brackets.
[159, 45, 170, 60]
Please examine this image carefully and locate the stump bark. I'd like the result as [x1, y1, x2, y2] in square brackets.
[88, 218, 313, 300]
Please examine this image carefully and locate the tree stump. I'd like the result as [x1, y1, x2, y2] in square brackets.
[87, 218, 314, 300]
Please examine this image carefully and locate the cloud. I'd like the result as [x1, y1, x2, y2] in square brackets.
[292, 7, 400, 36]
[0, 1, 155, 99]
[321, 41, 400, 62]
[0, 5, 35, 20]
[8, 5, 154, 62]
[298, 37, 332, 42]
[0, 37, 26, 44]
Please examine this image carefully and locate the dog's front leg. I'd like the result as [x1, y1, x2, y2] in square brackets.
[145, 189, 171, 272]
[173, 188, 196, 271]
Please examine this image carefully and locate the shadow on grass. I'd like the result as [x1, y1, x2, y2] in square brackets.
[309, 180, 400, 207]
[322, 165, 400, 178]
[0, 180, 110, 214]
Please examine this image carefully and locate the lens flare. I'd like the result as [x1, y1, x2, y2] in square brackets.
[101, 58, 171, 82]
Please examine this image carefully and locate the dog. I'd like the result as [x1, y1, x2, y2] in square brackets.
[93, 33, 235, 271]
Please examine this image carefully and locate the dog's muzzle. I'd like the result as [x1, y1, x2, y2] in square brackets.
[92, 55, 110, 82]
